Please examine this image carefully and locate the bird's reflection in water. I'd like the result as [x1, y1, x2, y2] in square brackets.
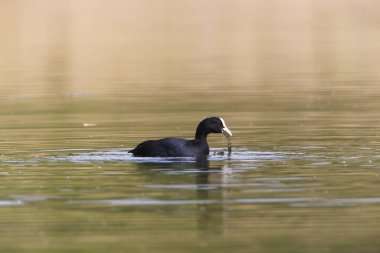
[195, 159, 231, 237]
[134, 156, 232, 237]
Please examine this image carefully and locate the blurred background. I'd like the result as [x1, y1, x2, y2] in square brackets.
[1, 0, 380, 97]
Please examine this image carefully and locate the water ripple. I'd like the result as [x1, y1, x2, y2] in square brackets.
[45, 148, 296, 163]
[0, 200, 24, 206]
[70, 197, 380, 207]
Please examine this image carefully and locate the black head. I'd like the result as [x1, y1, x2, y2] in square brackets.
[195, 117, 232, 140]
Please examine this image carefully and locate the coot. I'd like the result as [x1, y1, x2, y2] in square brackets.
[128, 117, 232, 157]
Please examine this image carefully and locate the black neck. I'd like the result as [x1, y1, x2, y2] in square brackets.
[195, 125, 208, 141]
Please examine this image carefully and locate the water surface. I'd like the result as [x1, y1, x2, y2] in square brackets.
[1, 1, 380, 252]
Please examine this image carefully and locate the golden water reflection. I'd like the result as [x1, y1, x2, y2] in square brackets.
[1, 0, 380, 95]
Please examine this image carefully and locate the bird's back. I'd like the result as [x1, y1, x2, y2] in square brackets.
[128, 138, 208, 157]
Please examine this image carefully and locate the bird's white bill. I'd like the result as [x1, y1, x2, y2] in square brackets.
[222, 127, 232, 137]
[220, 117, 232, 137]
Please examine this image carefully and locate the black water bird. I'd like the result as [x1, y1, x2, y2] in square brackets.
[128, 117, 232, 157]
